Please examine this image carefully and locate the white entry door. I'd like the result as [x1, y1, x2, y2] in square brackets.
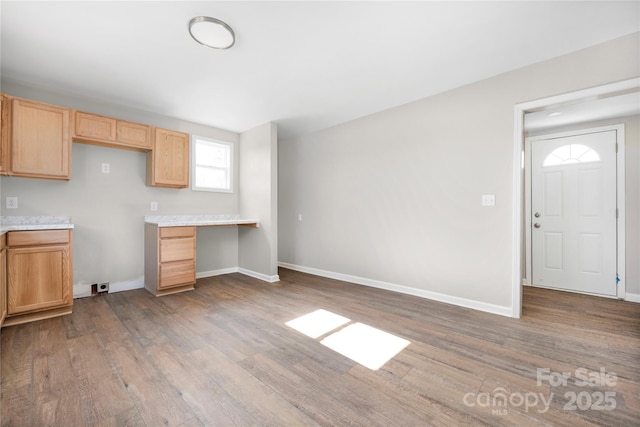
[531, 130, 617, 296]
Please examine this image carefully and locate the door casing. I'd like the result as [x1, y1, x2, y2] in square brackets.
[511, 77, 638, 318]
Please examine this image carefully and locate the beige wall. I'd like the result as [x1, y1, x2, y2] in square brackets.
[1, 81, 241, 288]
[278, 32, 640, 314]
[238, 122, 279, 280]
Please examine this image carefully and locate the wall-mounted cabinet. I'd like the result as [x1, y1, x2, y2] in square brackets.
[0, 93, 192, 187]
[6, 97, 71, 180]
[74, 111, 151, 151]
[0, 94, 9, 174]
[147, 127, 190, 188]
[4, 229, 73, 326]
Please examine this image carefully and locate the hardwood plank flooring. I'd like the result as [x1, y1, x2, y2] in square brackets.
[2, 268, 639, 426]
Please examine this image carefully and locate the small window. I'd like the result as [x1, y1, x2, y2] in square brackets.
[191, 136, 233, 192]
[543, 144, 600, 167]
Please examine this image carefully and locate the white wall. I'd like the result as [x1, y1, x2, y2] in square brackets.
[278, 32, 640, 315]
[238, 122, 279, 280]
[1, 81, 241, 289]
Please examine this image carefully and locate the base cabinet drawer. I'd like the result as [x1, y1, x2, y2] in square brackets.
[160, 237, 195, 263]
[159, 260, 196, 289]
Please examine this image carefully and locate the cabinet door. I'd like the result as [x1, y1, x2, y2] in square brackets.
[11, 98, 71, 179]
[147, 128, 189, 188]
[75, 111, 116, 141]
[0, 248, 6, 326]
[0, 94, 9, 174]
[117, 120, 151, 149]
[7, 244, 72, 315]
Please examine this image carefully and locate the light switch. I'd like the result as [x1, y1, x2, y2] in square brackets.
[482, 195, 495, 206]
[150, 202, 158, 211]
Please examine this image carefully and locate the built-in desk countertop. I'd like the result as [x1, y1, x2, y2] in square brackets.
[144, 214, 260, 296]
[144, 214, 259, 228]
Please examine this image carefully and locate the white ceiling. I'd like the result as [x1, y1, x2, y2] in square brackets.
[1, 1, 639, 140]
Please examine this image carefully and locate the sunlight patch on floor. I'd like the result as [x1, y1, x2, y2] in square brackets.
[285, 309, 410, 370]
[320, 322, 410, 370]
[285, 309, 351, 339]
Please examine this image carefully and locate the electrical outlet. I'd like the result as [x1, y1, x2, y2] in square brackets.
[97, 282, 109, 293]
[6, 197, 18, 209]
[482, 194, 496, 206]
[101, 163, 110, 174]
[150, 202, 158, 211]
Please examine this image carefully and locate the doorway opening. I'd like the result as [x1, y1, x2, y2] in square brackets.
[525, 125, 623, 297]
[511, 77, 639, 318]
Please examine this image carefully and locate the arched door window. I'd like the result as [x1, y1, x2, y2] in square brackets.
[543, 144, 600, 167]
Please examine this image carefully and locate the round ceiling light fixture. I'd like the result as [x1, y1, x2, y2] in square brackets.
[188, 16, 235, 49]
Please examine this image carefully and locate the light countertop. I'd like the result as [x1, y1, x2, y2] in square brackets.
[144, 214, 260, 227]
[0, 216, 74, 234]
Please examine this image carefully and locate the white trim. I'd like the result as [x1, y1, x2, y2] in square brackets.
[108, 277, 144, 293]
[512, 78, 640, 319]
[279, 262, 513, 318]
[524, 125, 626, 299]
[196, 267, 239, 279]
[238, 268, 280, 283]
[105, 268, 277, 295]
[625, 293, 640, 303]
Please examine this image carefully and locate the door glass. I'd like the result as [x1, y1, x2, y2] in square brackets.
[543, 144, 600, 166]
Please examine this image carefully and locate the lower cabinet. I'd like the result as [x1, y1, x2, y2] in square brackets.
[145, 224, 196, 296]
[0, 235, 6, 327]
[4, 229, 73, 326]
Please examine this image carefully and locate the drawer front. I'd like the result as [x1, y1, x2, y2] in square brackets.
[159, 260, 195, 289]
[160, 237, 195, 262]
[117, 121, 151, 148]
[8, 230, 70, 247]
[159, 226, 195, 238]
[75, 112, 116, 141]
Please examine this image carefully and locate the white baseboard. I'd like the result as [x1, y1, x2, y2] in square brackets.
[83, 267, 279, 296]
[625, 293, 640, 303]
[239, 268, 280, 283]
[196, 267, 239, 279]
[278, 262, 512, 317]
[109, 277, 144, 293]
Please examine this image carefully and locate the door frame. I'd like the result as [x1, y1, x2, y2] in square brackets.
[524, 125, 625, 298]
[511, 77, 639, 318]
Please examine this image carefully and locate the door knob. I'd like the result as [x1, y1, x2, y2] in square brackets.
[534, 212, 541, 218]
[534, 223, 541, 228]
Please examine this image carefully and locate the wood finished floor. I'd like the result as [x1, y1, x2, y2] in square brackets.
[1, 268, 639, 426]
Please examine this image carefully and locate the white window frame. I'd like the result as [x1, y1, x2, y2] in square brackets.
[190, 135, 234, 193]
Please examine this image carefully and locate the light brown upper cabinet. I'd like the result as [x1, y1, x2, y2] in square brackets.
[9, 97, 71, 180]
[74, 111, 151, 151]
[0, 94, 9, 174]
[147, 127, 189, 188]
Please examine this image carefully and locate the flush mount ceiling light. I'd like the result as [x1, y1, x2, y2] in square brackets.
[188, 16, 235, 49]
